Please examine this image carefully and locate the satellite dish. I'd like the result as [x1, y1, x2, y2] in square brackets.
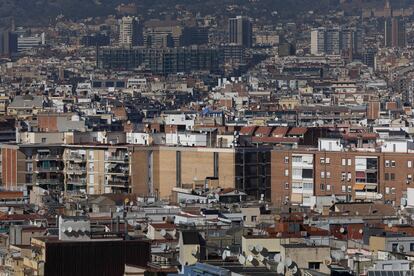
[247, 255, 254, 262]
[277, 262, 285, 274]
[160, 229, 167, 237]
[222, 250, 230, 260]
[238, 255, 246, 265]
[67, 227, 73, 233]
[61, 227, 66, 232]
[341, 245, 347, 252]
[291, 265, 298, 274]
[255, 244, 263, 253]
[339, 227, 345, 233]
[285, 257, 293, 267]
[274, 253, 281, 263]
[388, 223, 393, 228]
[359, 229, 363, 234]
[191, 248, 199, 257]
[248, 244, 255, 252]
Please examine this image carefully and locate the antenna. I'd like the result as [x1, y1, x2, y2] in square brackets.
[255, 244, 263, 253]
[247, 255, 254, 262]
[222, 250, 231, 260]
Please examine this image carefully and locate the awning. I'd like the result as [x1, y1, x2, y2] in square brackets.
[291, 193, 303, 203]
[355, 171, 365, 178]
[354, 183, 366, 190]
[365, 183, 378, 190]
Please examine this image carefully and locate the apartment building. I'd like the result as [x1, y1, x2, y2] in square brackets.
[64, 145, 130, 194]
[1, 144, 64, 191]
[272, 138, 414, 207]
[130, 146, 271, 201]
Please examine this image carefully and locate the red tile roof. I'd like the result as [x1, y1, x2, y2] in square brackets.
[288, 127, 308, 136]
[239, 126, 257, 136]
[271, 127, 289, 137]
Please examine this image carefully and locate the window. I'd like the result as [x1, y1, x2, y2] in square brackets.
[410, 243, 414, 252]
[303, 183, 313, 190]
[341, 172, 346, 181]
[292, 156, 301, 162]
[347, 173, 352, 181]
[385, 173, 390, 181]
[308, 262, 321, 270]
[391, 187, 396, 194]
[320, 158, 325, 164]
[326, 172, 331, 179]
[41, 138, 47, 143]
[390, 173, 395, 181]
[391, 160, 396, 167]
[347, 159, 352, 166]
[284, 182, 289, 190]
[408, 175, 412, 181]
[342, 185, 346, 192]
[251, 216, 257, 222]
[243, 216, 246, 221]
[342, 159, 346, 166]
[327, 184, 331, 191]
[284, 169, 289, 177]
[292, 169, 302, 177]
[408, 161, 412, 168]
[385, 187, 390, 194]
[347, 186, 352, 193]
[385, 160, 390, 167]
[320, 183, 325, 191]
[321, 171, 325, 178]
[326, 157, 330, 164]
[284, 156, 289, 164]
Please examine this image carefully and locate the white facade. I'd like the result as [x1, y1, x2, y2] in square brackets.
[381, 140, 414, 153]
[127, 132, 150, 145]
[164, 114, 195, 130]
[318, 138, 343, 152]
[166, 132, 207, 147]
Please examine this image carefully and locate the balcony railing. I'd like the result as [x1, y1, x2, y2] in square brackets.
[66, 179, 87, 186]
[34, 167, 61, 173]
[35, 179, 62, 185]
[35, 154, 61, 160]
[105, 156, 129, 162]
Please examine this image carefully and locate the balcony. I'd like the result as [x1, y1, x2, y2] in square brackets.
[34, 167, 61, 173]
[66, 165, 87, 175]
[35, 179, 62, 185]
[105, 163, 129, 175]
[106, 180, 129, 187]
[355, 191, 379, 201]
[67, 179, 87, 186]
[35, 154, 61, 161]
[105, 155, 129, 163]
[67, 154, 86, 162]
